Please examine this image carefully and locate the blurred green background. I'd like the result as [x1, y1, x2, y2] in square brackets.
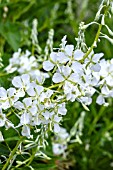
[1, 0, 113, 170]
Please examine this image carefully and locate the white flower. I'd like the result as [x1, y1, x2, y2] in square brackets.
[65, 45, 74, 56]
[52, 73, 64, 83]
[22, 125, 31, 138]
[0, 108, 14, 129]
[14, 97, 37, 116]
[43, 52, 57, 71]
[96, 94, 105, 105]
[85, 52, 103, 72]
[43, 60, 54, 71]
[63, 81, 81, 102]
[42, 111, 50, 120]
[0, 108, 6, 127]
[52, 127, 69, 155]
[54, 115, 62, 123]
[52, 143, 67, 155]
[60, 35, 67, 49]
[0, 87, 18, 109]
[40, 89, 53, 103]
[27, 83, 44, 97]
[0, 131, 4, 142]
[101, 85, 110, 96]
[58, 127, 69, 140]
[57, 52, 69, 64]
[20, 112, 32, 125]
[79, 96, 92, 105]
[5, 48, 21, 73]
[90, 63, 101, 72]
[71, 61, 83, 74]
[54, 123, 61, 133]
[92, 53, 104, 62]
[52, 65, 71, 83]
[12, 74, 30, 89]
[99, 59, 113, 86]
[58, 103, 67, 115]
[74, 49, 84, 60]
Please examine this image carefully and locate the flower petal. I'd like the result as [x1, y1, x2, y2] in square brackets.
[74, 49, 84, 60]
[12, 76, 22, 88]
[43, 61, 54, 71]
[52, 73, 64, 83]
[0, 87, 7, 98]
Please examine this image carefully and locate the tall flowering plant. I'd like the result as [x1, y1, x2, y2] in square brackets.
[0, 0, 113, 169]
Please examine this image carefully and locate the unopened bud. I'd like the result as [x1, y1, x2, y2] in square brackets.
[3, 6, 8, 12]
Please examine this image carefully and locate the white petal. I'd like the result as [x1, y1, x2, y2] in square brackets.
[35, 85, 44, 95]
[50, 52, 57, 62]
[52, 73, 64, 83]
[54, 123, 60, 133]
[21, 74, 30, 85]
[52, 143, 64, 155]
[54, 115, 62, 122]
[5, 121, 14, 129]
[65, 45, 74, 56]
[2, 100, 10, 109]
[71, 61, 83, 73]
[80, 96, 92, 105]
[106, 76, 113, 86]
[58, 103, 67, 115]
[22, 125, 30, 138]
[14, 101, 24, 110]
[42, 111, 50, 120]
[101, 85, 110, 96]
[16, 88, 25, 97]
[69, 73, 80, 83]
[12, 76, 23, 88]
[23, 98, 32, 107]
[74, 49, 84, 60]
[7, 88, 16, 97]
[0, 118, 5, 127]
[43, 61, 54, 71]
[0, 131, 4, 142]
[29, 106, 37, 115]
[91, 63, 101, 72]
[62, 66, 71, 77]
[0, 87, 7, 98]
[27, 87, 35, 96]
[96, 95, 105, 105]
[20, 112, 31, 125]
[92, 53, 104, 63]
[57, 52, 69, 63]
[45, 89, 53, 98]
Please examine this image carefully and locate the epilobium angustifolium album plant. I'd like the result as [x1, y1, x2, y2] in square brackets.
[1, 0, 113, 169]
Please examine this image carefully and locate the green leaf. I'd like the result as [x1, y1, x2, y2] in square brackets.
[32, 162, 56, 170]
[0, 143, 10, 155]
[5, 136, 20, 142]
[0, 21, 21, 51]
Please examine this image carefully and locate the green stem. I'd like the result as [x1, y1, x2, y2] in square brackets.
[2, 139, 22, 170]
[81, 23, 102, 62]
[49, 83, 62, 89]
[32, 45, 35, 56]
[88, 106, 106, 135]
[26, 147, 37, 166]
[81, 5, 109, 62]
[14, 158, 30, 169]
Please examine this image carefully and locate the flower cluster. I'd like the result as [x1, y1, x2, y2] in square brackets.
[43, 36, 113, 107]
[0, 73, 67, 138]
[5, 49, 49, 84]
[1, 35, 113, 141]
[52, 127, 69, 156]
